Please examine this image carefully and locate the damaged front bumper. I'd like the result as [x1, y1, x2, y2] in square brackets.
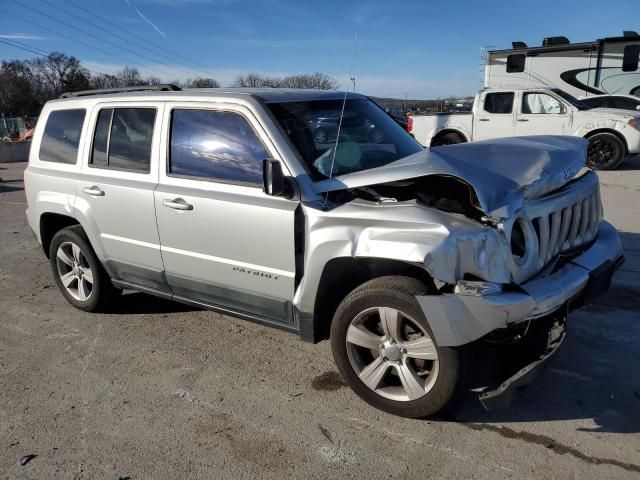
[417, 220, 623, 409]
[417, 221, 623, 348]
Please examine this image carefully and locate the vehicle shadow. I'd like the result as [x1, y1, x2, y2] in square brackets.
[441, 231, 640, 433]
[0, 178, 24, 194]
[108, 291, 197, 315]
[618, 153, 640, 171]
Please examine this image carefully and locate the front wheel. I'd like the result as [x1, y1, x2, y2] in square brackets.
[586, 133, 625, 170]
[330, 276, 465, 418]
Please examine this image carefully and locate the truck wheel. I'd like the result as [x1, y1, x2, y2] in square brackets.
[586, 133, 625, 170]
[431, 132, 464, 147]
[330, 276, 464, 418]
[49, 226, 120, 312]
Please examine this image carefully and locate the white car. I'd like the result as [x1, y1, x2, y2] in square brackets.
[410, 87, 640, 170]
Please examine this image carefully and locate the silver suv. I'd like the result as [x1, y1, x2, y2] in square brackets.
[25, 85, 623, 418]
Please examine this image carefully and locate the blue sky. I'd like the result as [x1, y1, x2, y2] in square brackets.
[0, 0, 638, 99]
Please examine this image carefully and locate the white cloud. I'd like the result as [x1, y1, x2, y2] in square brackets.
[0, 33, 47, 40]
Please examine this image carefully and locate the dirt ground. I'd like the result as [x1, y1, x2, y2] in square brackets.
[1, 159, 639, 479]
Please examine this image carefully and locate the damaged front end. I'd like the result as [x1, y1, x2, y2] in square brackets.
[305, 135, 624, 409]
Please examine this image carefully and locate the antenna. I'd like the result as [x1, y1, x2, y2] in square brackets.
[324, 33, 358, 207]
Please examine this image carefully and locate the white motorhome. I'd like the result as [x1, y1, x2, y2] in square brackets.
[485, 31, 640, 98]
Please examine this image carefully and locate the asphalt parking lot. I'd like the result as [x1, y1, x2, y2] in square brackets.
[1, 159, 639, 479]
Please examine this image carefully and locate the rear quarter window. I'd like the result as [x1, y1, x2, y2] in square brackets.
[39, 109, 86, 164]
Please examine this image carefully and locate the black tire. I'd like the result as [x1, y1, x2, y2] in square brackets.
[586, 133, 625, 170]
[630, 86, 640, 97]
[330, 276, 465, 418]
[314, 127, 328, 144]
[431, 132, 464, 147]
[49, 225, 120, 312]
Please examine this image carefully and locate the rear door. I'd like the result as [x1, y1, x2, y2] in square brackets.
[473, 91, 515, 140]
[515, 91, 570, 136]
[154, 102, 298, 323]
[75, 101, 169, 292]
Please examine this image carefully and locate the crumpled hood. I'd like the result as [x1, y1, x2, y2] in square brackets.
[314, 135, 587, 216]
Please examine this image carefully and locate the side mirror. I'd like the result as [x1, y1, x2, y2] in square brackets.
[263, 159, 288, 197]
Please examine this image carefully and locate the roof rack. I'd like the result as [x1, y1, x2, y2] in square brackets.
[60, 84, 181, 98]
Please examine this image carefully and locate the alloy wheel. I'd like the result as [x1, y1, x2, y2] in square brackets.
[345, 306, 439, 401]
[55, 241, 94, 301]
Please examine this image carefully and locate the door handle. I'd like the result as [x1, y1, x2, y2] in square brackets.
[163, 198, 193, 211]
[83, 186, 105, 196]
[478, 118, 490, 122]
[517, 118, 530, 122]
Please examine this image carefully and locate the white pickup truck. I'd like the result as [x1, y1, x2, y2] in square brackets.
[410, 87, 640, 170]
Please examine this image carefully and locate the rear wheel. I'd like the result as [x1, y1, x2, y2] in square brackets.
[49, 226, 120, 312]
[330, 276, 465, 418]
[586, 133, 625, 170]
[431, 132, 464, 147]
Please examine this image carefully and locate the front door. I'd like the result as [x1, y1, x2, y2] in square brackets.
[473, 91, 516, 140]
[154, 103, 298, 323]
[515, 91, 570, 136]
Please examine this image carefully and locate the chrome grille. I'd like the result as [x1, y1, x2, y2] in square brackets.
[510, 171, 602, 283]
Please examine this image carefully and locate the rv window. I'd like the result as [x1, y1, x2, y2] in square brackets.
[623, 45, 639, 72]
[506, 54, 526, 73]
[484, 92, 514, 114]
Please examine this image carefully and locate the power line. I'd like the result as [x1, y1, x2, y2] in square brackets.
[10, 0, 196, 80]
[66, 0, 212, 73]
[0, 38, 117, 77]
[36, 0, 211, 80]
[4, 10, 168, 79]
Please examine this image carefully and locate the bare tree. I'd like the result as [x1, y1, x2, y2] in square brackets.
[30, 52, 89, 99]
[117, 66, 142, 87]
[145, 75, 162, 86]
[89, 73, 121, 90]
[186, 77, 220, 88]
[0, 60, 38, 116]
[233, 72, 338, 89]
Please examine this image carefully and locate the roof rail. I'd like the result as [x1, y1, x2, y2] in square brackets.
[60, 84, 181, 98]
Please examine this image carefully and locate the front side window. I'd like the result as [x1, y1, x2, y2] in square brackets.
[90, 108, 156, 173]
[484, 92, 514, 114]
[267, 98, 422, 179]
[522, 93, 563, 114]
[169, 109, 269, 185]
[39, 109, 86, 164]
[622, 45, 640, 72]
[506, 54, 526, 73]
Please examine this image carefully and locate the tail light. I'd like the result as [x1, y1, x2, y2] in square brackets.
[406, 115, 413, 133]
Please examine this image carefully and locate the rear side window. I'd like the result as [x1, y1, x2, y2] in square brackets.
[484, 92, 514, 114]
[90, 108, 156, 173]
[622, 45, 639, 72]
[169, 109, 269, 185]
[39, 109, 86, 164]
[506, 54, 526, 73]
[610, 97, 639, 110]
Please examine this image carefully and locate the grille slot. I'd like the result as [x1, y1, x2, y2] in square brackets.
[531, 188, 602, 267]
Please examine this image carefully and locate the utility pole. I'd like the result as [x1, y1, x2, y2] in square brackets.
[404, 93, 407, 113]
[350, 76, 356, 91]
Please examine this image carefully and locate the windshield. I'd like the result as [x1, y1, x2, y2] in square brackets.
[267, 98, 423, 180]
[551, 88, 592, 111]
